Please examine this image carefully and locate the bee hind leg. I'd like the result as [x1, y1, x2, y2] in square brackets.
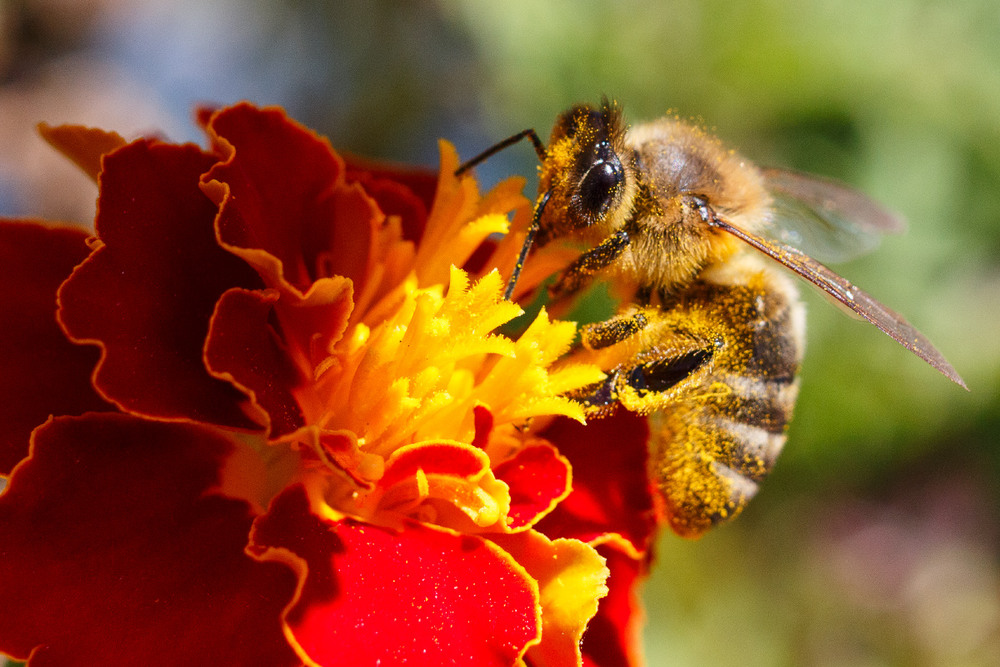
[570, 346, 714, 418]
[626, 348, 713, 395]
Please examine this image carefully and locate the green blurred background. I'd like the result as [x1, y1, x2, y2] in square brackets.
[1, 1, 997, 664]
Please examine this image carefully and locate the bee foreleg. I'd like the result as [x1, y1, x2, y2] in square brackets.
[549, 229, 631, 299]
[580, 310, 648, 350]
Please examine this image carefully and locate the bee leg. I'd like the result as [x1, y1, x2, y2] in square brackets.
[571, 347, 713, 418]
[549, 229, 631, 299]
[580, 311, 648, 350]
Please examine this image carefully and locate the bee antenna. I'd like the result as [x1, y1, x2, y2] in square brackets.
[456, 128, 546, 176]
[504, 190, 551, 300]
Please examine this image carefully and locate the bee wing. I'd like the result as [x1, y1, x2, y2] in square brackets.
[761, 168, 905, 264]
[710, 216, 966, 389]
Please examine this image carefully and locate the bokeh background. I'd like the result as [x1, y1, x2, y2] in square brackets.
[1, 1, 998, 664]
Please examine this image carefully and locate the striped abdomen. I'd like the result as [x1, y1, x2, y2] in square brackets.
[573, 262, 805, 537]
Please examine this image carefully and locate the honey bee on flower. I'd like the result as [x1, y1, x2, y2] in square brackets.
[459, 99, 964, 537]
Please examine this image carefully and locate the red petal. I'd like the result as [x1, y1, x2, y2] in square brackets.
[581, 544, 647, 667]
[463, 236, 501, 275]
[379, 441, 489, 488]
[318, 430, 380, 486]
[0, 221, 111, 474]
[57, 139, 263, 429]
[272, 273, 356, 377]
[250, 485, 542, 666]
[202, 103, 381, 294]
[0, 414, 298, 666]
[494, 444, 571, 529]
[194, 105, 216, 130]
[204, 288, 306, 437]
[344, 160, 436, 243]
[471, 404, 494, 449]
[377, 441, 509, 530]
[535, 410, 658, 555]
[343, 156, 438, 215]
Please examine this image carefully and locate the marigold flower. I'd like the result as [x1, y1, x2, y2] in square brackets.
[0, 103, 657, 666]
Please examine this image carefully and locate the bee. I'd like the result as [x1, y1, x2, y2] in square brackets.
[458, 100, 965, 537]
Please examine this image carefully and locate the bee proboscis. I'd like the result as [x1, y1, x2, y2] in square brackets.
[458, 100, 965, 537]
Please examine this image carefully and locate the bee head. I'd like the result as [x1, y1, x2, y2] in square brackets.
[535, 100, 638, 247]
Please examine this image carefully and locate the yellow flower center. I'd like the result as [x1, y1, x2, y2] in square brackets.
[281, 142, 604, 529]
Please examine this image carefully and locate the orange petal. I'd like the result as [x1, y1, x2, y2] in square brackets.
[580, 543, 648, 667]
[492, 531, 609, 667]
[37, 122, 126, 182]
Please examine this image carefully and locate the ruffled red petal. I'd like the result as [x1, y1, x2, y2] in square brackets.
[201, 104, 387, 378]
[377, 441, 508, 531]
[0, 414, 298, 666]
[535, 409, 657, 555]
[204, 287, 307, 437]
[0, 221, 111, 474]
[380, 441, 490, 486]
[57, 140, 264, 429]
[202, 103, 379, 294]
[494, 443, 572, 530]
[344, 159, 437, 243]
[471, 404, 495, 448]
[249, 485, 542, 666]
[581, 544, 648, 667]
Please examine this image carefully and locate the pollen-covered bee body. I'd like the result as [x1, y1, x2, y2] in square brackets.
[621, 118, 771, 292]
[572, 257, 804, 536]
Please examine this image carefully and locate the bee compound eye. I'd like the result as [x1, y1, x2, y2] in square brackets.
[576, 158, 625, 222]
